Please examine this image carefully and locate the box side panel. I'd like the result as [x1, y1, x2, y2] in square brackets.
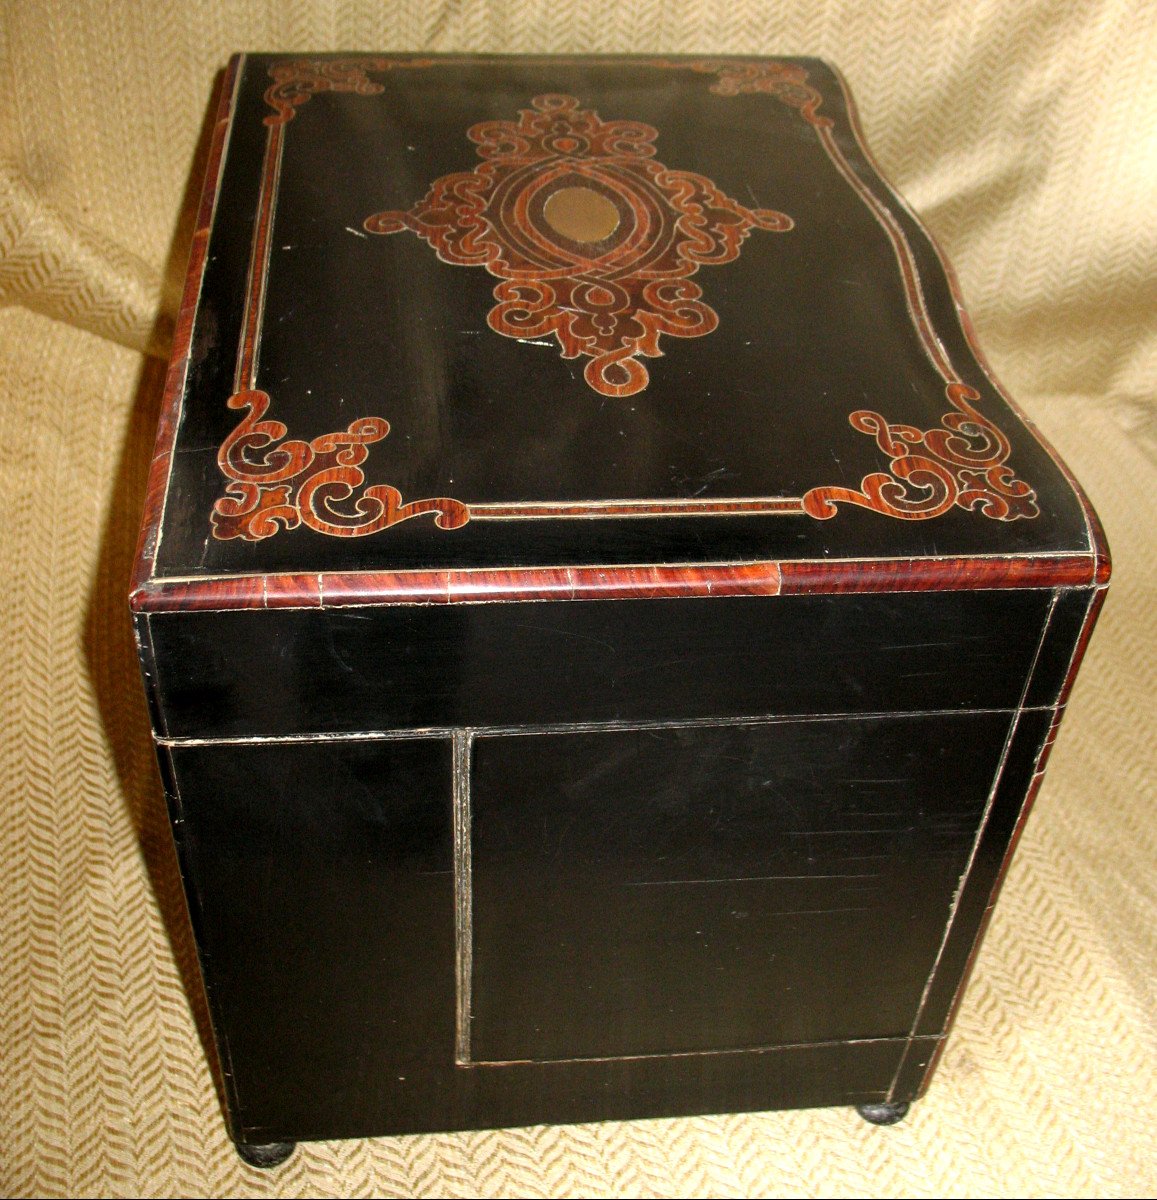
[145, 582, 1100, 1138]
[131, 613, 168, 738]
[909, 707, 1054, 1041]
[906, 589, 1098, 1051]
[1024, 588, 1102, 708]
[133, 615, 250, 1137]
[897, 584, 1107, 1100]
[148, 589, 1055, 739]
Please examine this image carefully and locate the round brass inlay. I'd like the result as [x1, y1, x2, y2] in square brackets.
[542, 186, 621, 243]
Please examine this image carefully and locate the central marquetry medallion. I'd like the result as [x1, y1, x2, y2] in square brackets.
[365, 93, 793, 396]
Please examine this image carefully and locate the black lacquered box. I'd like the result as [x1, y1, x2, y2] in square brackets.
[131, 54, 1109, 1167]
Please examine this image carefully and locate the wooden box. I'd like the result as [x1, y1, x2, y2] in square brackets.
[131, 54, 1109, 1166]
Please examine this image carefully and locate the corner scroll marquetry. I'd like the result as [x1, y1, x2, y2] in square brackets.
[801, 384, 1038, 521]
[262, 57, 437, 127]
[652, 60, 1040, 524]
[652, 59, 833, 128]
[211, 390, 468, 540]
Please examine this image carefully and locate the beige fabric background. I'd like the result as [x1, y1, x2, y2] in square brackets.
[1, 2, 1154, 1196]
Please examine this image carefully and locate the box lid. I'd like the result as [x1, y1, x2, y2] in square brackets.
[133, 54, 1107, 611]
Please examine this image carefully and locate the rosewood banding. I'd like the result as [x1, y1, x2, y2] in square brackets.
[132, 553, 1097, 614]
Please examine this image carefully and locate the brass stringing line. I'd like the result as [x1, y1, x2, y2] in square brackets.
[453, 730, 474, 1065]
[812, 121, 956, 384]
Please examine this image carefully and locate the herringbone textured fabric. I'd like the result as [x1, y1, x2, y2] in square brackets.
[0, 2, 1153, 1196]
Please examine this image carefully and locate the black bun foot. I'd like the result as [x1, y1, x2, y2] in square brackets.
[856, 1101, 911, 1126]
[235, 1140, 297, 1168]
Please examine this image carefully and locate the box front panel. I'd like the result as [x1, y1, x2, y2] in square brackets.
[161, 700, 1029, 1140]
[144, 581, 1090, 1140]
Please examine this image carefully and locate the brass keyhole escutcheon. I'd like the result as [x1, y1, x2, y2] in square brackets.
[542, 186, 621, 243]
